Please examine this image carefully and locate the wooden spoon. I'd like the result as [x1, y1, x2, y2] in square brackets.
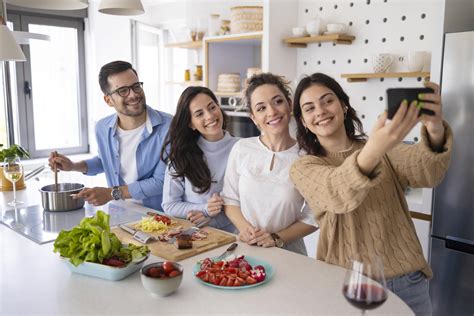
[53, 151, 58, 191]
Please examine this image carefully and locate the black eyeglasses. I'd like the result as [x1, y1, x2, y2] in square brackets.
[107, 82, 144, 97]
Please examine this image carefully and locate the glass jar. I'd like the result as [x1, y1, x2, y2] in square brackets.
[208, 14, 220, 37]
[184, 69, 191, 81]
[195, 65, 203, 81]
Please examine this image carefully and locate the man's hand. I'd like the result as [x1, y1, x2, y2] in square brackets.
[48, 152, 74, 171]
[74, 187, 112, 206]
[48, 152, 88, 173]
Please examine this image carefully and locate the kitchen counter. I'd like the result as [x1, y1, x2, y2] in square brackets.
[0, 179, 413, 315]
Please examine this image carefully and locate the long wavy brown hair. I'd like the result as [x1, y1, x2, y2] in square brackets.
[161, 86, 228, 194]
[293, 73, 366, 156]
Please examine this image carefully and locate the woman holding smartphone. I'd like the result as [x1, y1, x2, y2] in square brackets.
[289, 73, 452, 314]
[222, 73, 317, 255]
[161, 86, 238, 233]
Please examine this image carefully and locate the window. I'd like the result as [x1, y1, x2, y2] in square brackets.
[131, 21, 169, 114]
[6, 11, 87, 158]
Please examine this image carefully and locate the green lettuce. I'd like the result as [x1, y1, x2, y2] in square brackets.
[53, 210, 149, 267]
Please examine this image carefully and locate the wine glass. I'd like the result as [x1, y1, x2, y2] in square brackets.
[3, 156, 24, 206]
[342, 256, 388, 315]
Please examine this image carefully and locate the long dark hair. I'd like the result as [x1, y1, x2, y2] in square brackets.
[161, 86, 228, 194]
[293, 73, 366, 156]
[243, 73, 292, 113]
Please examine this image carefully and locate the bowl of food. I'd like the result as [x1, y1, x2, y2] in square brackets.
[61, 253, 149, 281]
[141, 261, 183, 297]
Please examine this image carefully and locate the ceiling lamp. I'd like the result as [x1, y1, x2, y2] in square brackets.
[0, 0, 25, 61]
[0, 25, 26, 61]
[6, 0, 88, 10]
[98, 0, 144, 16]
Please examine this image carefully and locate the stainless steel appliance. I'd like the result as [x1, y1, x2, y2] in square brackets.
[0, 203, 144, 244]
[220, 96, 259, 138]
[430, 31, 474, 315]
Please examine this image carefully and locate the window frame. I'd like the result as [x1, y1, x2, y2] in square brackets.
[7, 11, 88, 158]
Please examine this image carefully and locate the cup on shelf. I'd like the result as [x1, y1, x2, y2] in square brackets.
[408, 51, 428, 72]
[306, 17, 322, 36]
[292, 26, 307, 37]
[372, 53, 394, 73]
[326, 23, 346, 34]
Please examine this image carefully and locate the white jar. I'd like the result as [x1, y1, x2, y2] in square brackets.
[208, 14, 220, 37]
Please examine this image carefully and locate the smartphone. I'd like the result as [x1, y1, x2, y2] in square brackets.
[386, 88, 435, 119]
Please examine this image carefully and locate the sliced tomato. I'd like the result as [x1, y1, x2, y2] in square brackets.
[246, 276, 257, 284]
[219, 276, 228, 286]
[226, 276, 235, 287]
[201, 272, 210, 283]
[196, 270, 206, 278]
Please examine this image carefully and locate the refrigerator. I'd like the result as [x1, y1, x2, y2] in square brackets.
[430, 31, 474, 315]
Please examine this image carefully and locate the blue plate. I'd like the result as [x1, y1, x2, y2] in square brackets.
[193, 255, 274, 289]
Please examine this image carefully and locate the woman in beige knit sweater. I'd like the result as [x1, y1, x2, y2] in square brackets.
[289, 73, 452, 315]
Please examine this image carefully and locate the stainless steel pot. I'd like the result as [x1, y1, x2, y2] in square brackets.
[39, 183, 85, 212]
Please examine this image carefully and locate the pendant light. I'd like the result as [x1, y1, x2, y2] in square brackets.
[6, 0, 88, 10]
[98, 0, 144, 16]
[0, 0, 25, 61]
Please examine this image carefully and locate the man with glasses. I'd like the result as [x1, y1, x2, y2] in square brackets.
[48, 60, 172, 210]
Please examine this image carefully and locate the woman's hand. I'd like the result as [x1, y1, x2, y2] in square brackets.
[419, 81, 445, 149]
[238, 226, 256, 243]
[186, 210, 208, 226]
[207, 193, 224, 217]
[357, 98, 420, 175]
[248, 228, 275, 248]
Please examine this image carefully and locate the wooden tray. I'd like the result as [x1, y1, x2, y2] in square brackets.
[111, 218, 236, 262]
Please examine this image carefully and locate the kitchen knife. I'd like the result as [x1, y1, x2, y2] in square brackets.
[118, 224, 157, 244]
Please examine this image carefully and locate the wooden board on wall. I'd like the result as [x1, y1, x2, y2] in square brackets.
[111, 219, 236, 262]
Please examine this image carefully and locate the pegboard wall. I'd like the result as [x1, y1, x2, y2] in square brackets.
[296, 0, 444, 142]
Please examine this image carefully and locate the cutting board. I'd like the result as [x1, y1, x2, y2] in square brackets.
[111, 218, 236, 262]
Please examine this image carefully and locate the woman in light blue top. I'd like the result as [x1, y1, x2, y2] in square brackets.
[160, 86, 238, 233]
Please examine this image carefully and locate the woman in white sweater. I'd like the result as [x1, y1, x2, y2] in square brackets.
[222, 73, 317, 255]
[161, 86, 238, 233]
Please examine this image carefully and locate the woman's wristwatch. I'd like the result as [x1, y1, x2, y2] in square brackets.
[271, 233, 285, 248]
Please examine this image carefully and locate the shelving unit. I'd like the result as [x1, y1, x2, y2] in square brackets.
[165, 40, 202, 49]
[204, 32, 263, 92]
[341, 71, 431, 82]
[282, 34, 356, 48]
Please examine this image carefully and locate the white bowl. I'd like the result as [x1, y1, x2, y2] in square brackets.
[141, 262, 183, 297]
[61, 255, 148, 281]
[292, 26, 307, 37]
[326, 23, 346, 34]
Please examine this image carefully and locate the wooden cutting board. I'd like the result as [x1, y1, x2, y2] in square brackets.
[111, 218, 236, 262]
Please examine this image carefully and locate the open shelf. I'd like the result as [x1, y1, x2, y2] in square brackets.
[165, 40, 202, 49]
[205, 31, 263, 44]
[166, 81, 203, 86]
[214, 91, 242, 97]
[282, 34, 355, 48]
[341, 71, 431, 82]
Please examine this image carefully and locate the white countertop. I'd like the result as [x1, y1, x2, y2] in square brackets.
[0, 178, 413, 315]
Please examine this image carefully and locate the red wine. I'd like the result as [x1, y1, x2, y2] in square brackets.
[343, 284, 388, 310]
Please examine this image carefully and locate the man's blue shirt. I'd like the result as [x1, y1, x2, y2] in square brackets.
[84, 105, 172, 211]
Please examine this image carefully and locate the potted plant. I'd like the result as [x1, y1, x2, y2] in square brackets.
[0, 144, 30, 191]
